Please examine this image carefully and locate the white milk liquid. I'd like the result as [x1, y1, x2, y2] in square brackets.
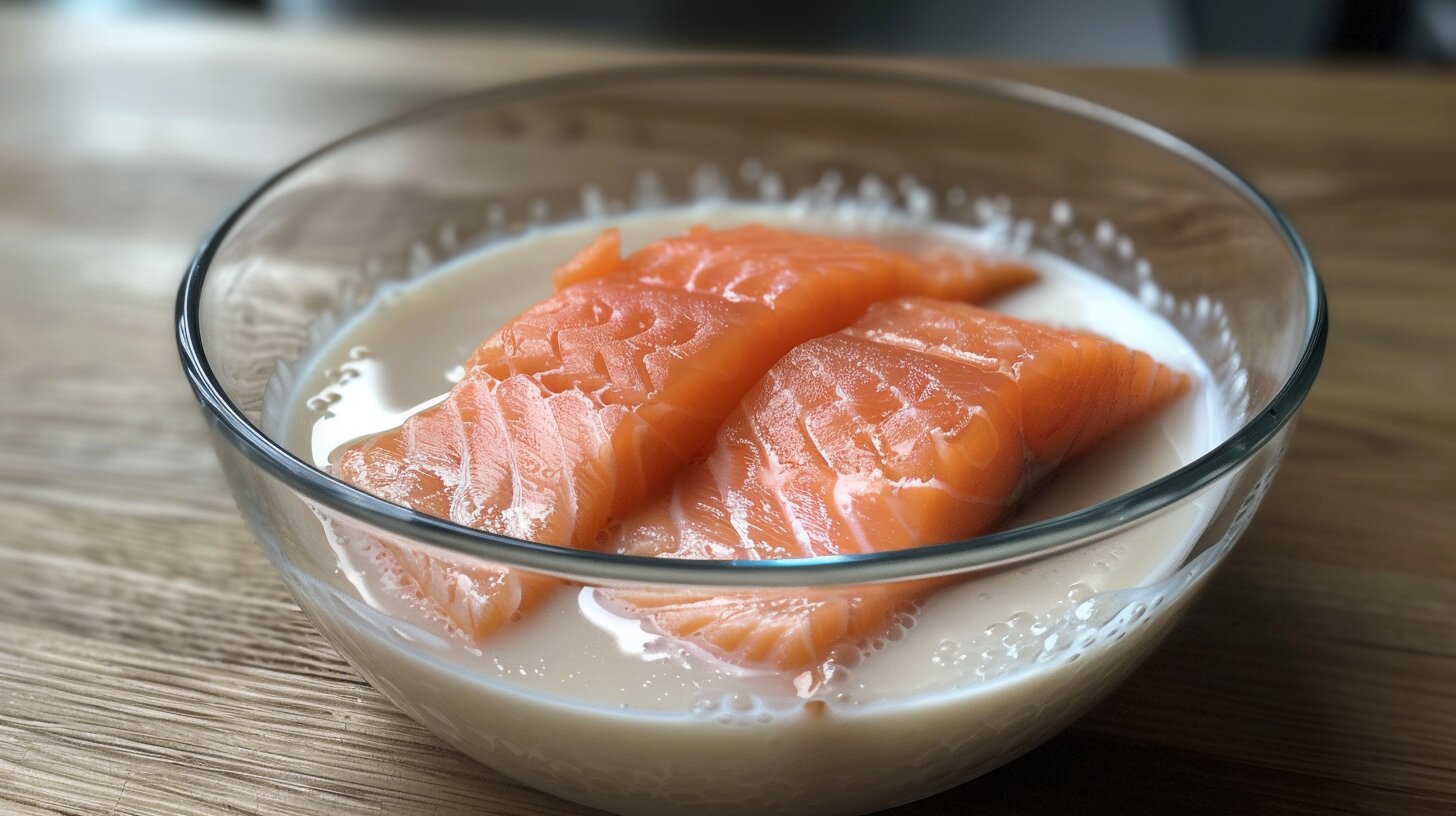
[274, 203, 1230, 815]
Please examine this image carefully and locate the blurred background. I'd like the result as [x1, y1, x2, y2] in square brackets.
[30, 0, 1456, 63]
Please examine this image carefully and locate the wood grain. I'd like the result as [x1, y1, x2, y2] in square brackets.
[1, 7, 1453, 814]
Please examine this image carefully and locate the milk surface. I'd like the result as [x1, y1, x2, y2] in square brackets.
[273, 203, 1231, 813]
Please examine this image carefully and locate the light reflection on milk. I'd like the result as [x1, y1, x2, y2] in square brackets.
[279, 204, 1227, 721]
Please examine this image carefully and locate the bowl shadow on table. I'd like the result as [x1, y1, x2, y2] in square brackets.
[894, 522, 1379, 816]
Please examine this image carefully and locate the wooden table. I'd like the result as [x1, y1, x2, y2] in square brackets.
[2, 9, 1453, 814]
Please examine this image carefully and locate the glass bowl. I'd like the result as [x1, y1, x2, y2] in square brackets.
[177, 62, 1325, 816]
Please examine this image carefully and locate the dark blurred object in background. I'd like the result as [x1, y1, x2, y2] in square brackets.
[41, 0, 1456, 64]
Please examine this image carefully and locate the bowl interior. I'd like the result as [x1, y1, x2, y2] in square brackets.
[184, 63, 1323, 585]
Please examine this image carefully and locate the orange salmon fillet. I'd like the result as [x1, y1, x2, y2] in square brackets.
[606, 297, 1189, 671]
[333, 227, 1035, 641]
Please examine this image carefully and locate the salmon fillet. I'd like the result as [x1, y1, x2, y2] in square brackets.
[606, 297, 1190, 671]
[333, 227, 1035, 640]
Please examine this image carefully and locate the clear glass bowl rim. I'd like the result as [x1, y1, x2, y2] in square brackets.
[176, 59, 1328, 588]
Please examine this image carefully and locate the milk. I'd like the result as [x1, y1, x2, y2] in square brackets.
[274, 203, 1230, 814]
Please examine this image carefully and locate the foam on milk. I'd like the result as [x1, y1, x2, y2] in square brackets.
[279, 202, 1228, 715]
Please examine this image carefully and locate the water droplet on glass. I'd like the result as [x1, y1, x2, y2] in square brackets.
[689, 694, 718, 715]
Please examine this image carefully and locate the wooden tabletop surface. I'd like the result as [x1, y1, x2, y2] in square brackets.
[2, 9, 1453, 815]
